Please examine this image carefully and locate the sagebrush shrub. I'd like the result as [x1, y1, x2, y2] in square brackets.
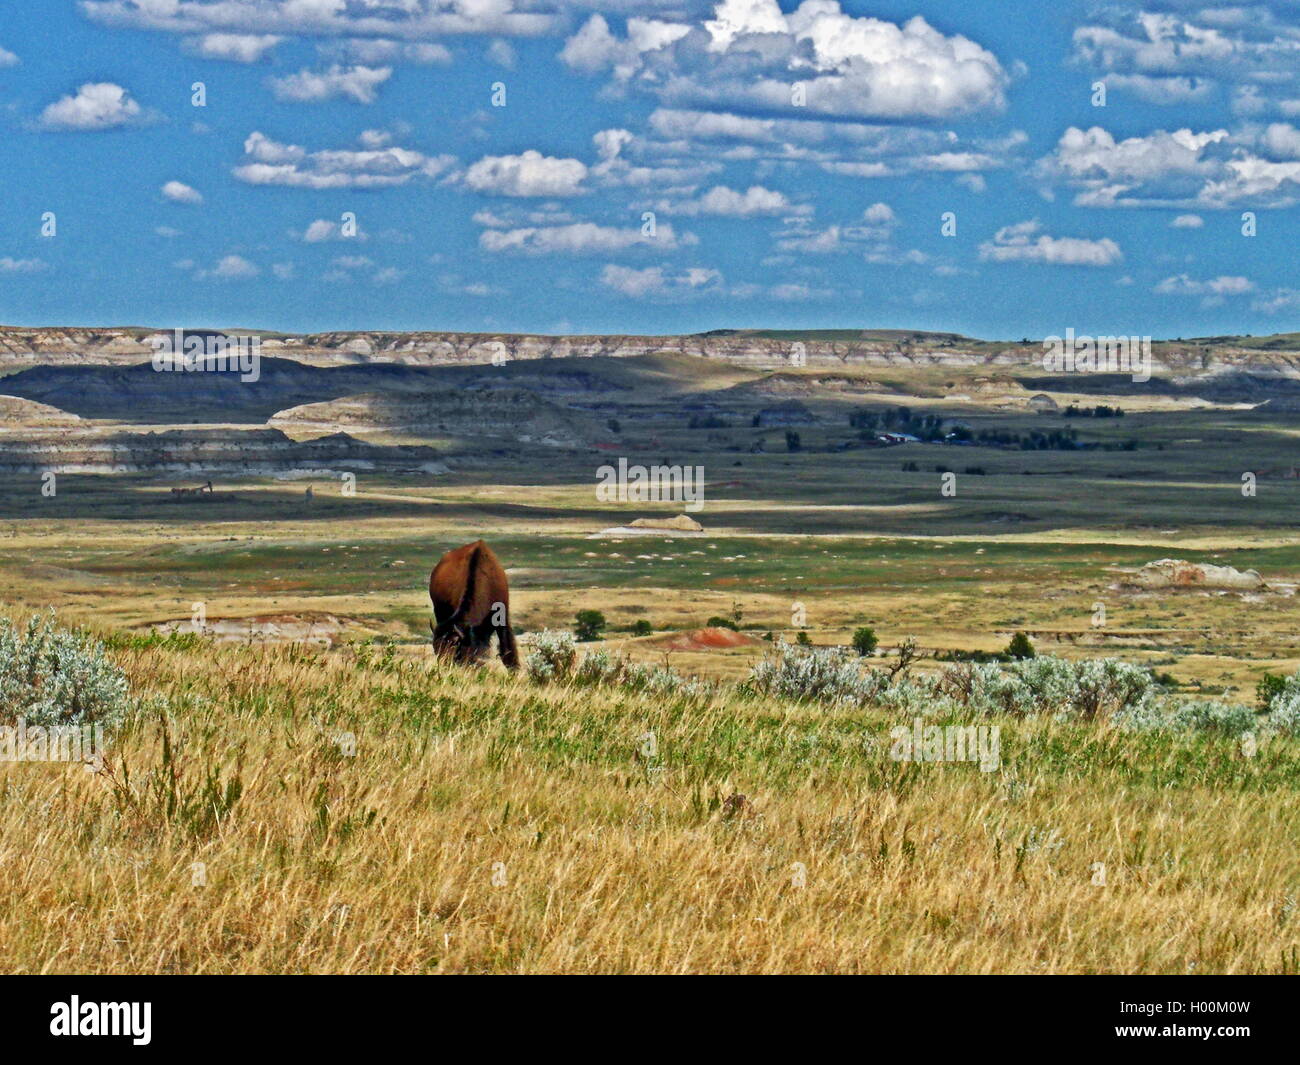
[1169, 699, 1259, 736]
[523, 630, 713, 701]
[0, 614, 134, 728]
[524, 630, 579, 682]
[746, 645, 1153, 719]
[1260, 671, 1300, 737]
[574, 649, 627, 686]
[746, 643, 890, 706]
[623, 662, 711, 700]
[524, 634, 1292, 740]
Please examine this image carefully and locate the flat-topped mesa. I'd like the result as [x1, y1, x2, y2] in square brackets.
[0, 326, 988, 369]
[3, 325, 1297, 375]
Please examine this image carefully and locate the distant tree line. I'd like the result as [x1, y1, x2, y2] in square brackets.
[1063, 404, 1125, 418]
[975, 427, 1138, 452]
[977, 427, 1079, 450]
[844, 403, 1139, 453]
[688, 414, 731, 429]
[849, 406, 950, 441]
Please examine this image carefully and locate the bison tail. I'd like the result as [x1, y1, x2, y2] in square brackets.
[497, 625, 520, 670]
[451, 541, 483, 624]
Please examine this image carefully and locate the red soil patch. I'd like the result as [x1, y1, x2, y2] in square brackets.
[654, 627, 764, 651]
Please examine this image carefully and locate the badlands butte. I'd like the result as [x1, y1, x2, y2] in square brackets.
[2, 323, 1300, 694]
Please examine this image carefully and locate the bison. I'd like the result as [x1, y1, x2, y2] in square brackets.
[428, 539, 519, 669]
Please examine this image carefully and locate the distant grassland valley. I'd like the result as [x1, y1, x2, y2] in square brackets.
[2, 326, 1299, 973]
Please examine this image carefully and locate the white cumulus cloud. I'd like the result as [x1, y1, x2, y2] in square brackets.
[161, 181, 203, 204]
[562, 2, 1009, 121]
[299, 219, 367, 243]
[480, 221, 688, 254]
[600, 264, 721, 298]
[1037, 124, 1300, 208]
[81, 0, 555, 43]
[38, 82, 144, 131]
[235, 131, 453, 189]
[661, 185, 803, 217]
[979, 220, 1122, 266]
[1154, 274, 1253, 296]
[269, 65, 392, 104]
[463, 151, 588, 197]
[182, 254, 258, 281]
[188, 34, 282, 62]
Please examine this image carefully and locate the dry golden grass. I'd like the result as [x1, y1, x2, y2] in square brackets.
[3, 634, 1298, 974]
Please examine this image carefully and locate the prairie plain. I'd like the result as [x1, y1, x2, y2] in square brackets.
[2, 327, 1299, 973]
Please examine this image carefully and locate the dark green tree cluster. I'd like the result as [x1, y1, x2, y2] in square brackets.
[849, 405, 949, 441]
[1063, 404, 1124, 418]
[574, 610, 606, 641]
[976, 427, 1079, 450]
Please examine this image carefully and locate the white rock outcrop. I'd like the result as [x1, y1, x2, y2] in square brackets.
[1133, 559, 1265, 590]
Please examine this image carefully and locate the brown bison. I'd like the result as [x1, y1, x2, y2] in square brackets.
[428, 539, 519, 669]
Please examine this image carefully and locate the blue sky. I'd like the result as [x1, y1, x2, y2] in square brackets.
[0, 0, 1298, 338]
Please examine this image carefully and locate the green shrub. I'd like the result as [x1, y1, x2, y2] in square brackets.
[1257, 672, 1286, 711]
[574, 610, 606, 642]
[1168, 699, 1258, 736]
[630, 620, 653, 637]
[1006, 632, 1036, 660]
[706, 616, 739, 631]
[851, 627, 878, 657]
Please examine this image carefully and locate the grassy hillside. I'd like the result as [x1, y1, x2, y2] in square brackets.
[2, 629, 1297, 975]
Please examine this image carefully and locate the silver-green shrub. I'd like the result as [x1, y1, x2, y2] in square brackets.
[0, 614, 133, 728]
[574, 649, 627, 686]
[1268, 687, 1300, 737]
[528, 633, 1293, 739]
[748, 645, 1161, 721]
[523, 630, 579, 683]
[746, 643, 890, 706]
[524, 630, 714, 701]
[1253, 671, 1300, 737]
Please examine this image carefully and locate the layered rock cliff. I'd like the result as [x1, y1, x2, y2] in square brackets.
[0, 427, 447, 475]
[3, 324, 1297, 377]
